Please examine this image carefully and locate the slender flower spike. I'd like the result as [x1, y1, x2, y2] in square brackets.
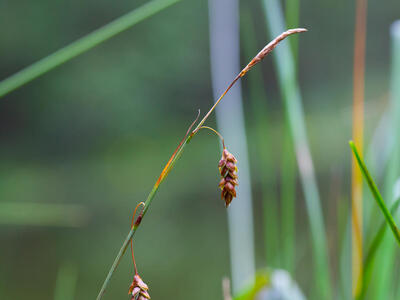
[128, 274, 150, 299]
[96, 29, 307, 300]
[239, 28, 307, 77]
[218, 148, 238, 207]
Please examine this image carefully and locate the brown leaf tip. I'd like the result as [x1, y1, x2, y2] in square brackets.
[219, 148, 238, 207]
[129, 274, 150, 299]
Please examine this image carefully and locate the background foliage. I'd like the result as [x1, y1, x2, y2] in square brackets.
[1, 0, 400, 299]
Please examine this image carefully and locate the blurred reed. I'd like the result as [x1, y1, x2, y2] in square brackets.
[0, 0, 179, 98]
[351, 0, 367, 295]
[358, 196, 400, 300]
[350, 141, 400, 246]
[350, 141, 400, 299]
[240, 7, 279, 268]
[208, 0, 256, 292]
[282, 0, 299, 275]
[261, 0, 332, 298]
[369, 20, 400, 300]
[0, 202, 88, 227]
[54, 262, 79, 300]
[285, 0, 300, 70]
[281, 126, 296, 274]
[96, 24, 305, 299]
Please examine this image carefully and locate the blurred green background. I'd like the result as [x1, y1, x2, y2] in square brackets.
[1, 0, 400, 299]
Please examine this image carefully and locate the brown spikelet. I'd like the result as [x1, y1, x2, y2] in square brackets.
[128, 274, 150, 300]
[218, 148, 238, 207]
[240, 28, 307, 77]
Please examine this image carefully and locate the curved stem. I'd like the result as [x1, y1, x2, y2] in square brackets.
[131, 202, 145, 275]
[96, 28, 306, 300]
[199, 126, 225, 148]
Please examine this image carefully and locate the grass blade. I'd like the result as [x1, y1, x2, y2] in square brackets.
[240, 7, 279, 268]
[208, 0, 256, 292]
[54, 262, 78, 300]
[0, 0, 180, 98]
[261, 0, 332, 298]
[349, 141, 400, 246]
[357, 197, 400, 300]
[370, 20, 400, 299]
[96, 26, 304, 299]
[285, 0, 300, 67]
[351, 0, 368, 295]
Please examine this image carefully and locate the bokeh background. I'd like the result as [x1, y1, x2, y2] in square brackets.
[1, 0, 400, 299]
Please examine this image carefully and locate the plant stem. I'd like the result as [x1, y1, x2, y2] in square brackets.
[240, 6, 279, 268]
[261, 0, 332, 298]
[208, 0, 256, 291]
[281, 124, 296, 274]
[282, 0, 299, 274]
[54, 262, 78, 300]
[371, 20, 400, 300]
[357, 197, 400, 300]
[0, 0, 180, 98]
[349, 141, 400, 246]
[96, 185, 158, 300]
[351, 0, 367, 295]
[285, 0, 300, 69]
[96, 28, 305, 299]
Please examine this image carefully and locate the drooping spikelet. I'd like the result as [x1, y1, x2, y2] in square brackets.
[218, 148, 238, 207]
[128, 274, 150, 300]
[239, 28, 307, 77]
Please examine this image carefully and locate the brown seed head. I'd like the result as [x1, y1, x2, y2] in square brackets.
[129, 274, 150, 299]
[219, 148, 238, 207]
[240, 28, 307, 77]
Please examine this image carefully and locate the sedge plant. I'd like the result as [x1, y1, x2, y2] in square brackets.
[349, 141, 400, 246]
[350, 140, 400, 300]
[96, 28, 307, 300]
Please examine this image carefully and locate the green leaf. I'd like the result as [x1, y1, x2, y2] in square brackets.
[349, 141, 400, 246]
[357, 197, 400, 300]
[0, 0, 180, 98]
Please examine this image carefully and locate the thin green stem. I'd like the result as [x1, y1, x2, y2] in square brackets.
[372, 21, 400, 300]
[96, 185, 158, 300]
[240, 8, 279, 267]
[96, 127, 193, 300]
[357, 197, 400, 300]
[54, 262, 78, 300]
[349, 141, 400, 246]
[281, 124, 296, 274]
[261, 0, 332, 298]
[0, 0, 180, 98]
[285, 0, 300, 69]
[198, 126, 225, 148]
[96, 29, 304, 299]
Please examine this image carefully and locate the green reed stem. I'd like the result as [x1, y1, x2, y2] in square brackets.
[349, 141, 400, 246]
[0, 0, 179, 98]
[261, 0, 332, 298]
[285, 0, 300, 69]
[371, 21, 400, 300]
[240, 7, 279, 267]
[282, 0, 299, 273]
[96, 28, 303, 299]
[96, 135, 190, 300]
[54, 262, 78, 300]
[281, 124, 296, 274]
[357, 197, 400, 300]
